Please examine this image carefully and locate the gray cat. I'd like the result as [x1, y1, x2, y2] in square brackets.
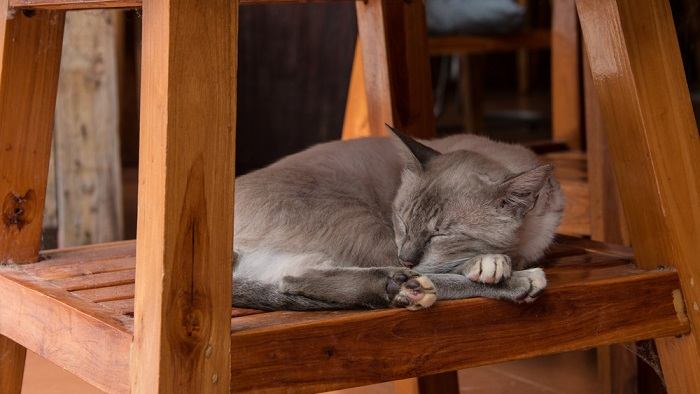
[232, 128, 564, 311]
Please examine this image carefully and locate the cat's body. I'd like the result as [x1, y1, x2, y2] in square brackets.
[232, 132, 564, 310]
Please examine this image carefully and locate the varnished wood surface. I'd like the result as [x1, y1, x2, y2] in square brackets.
[9, 0, 354, 9]
[354, 0, 435, 138]
[551, 0, 581, 150]
[577, 0, 700, 391]
[130, 0, 238, 392]
[0, 5, 65, 394]
[0, 236, 686, 393]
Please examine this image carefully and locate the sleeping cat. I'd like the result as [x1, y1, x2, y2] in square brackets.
[232, 128, 564, 311]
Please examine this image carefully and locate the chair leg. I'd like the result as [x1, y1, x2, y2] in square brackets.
[577, 0, 700, 391]
[341, 39, 371, 140]
[551, 0, 581, 150]
[354, 0, 435, 138]
[130, 0, 238, 392]
[0, 4, 65, 394]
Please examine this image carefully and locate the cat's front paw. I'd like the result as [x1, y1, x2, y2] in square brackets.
[464, 254, 512, 284]
[501, 267, 547, 303]
[387, 271, 436, 311]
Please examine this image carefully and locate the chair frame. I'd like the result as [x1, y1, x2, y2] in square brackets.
[0, 0, 698, 393]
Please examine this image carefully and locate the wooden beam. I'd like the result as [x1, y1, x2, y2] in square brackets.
[354, 0, 435, 138]
[130, 0, 237, 392]
[551, 0, 581, 150]
[341, 40, 370, 140]
[9, 0, 354, 10]
[230, 267, 687, 393]
[0, 269, 132, 393]
[54, 10, 123, 247]
[576, 0, 700, 391]
[0, 6, 64, 393]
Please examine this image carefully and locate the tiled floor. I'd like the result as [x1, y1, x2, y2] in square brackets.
[23, 350, 598, 394]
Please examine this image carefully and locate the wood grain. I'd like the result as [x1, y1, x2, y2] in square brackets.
[577, 0, 700, 391]
[354, 0, 435, 138]
[341, 40, 370, 140]
[54, 10, 123, 247]
[0, 5, 65, 394]
[0, 269, 131, 393]
[229, 266, 686, 393]
[130, 0, 237, 392]
[551, 0, 581, 150]
[428, 29, 551, 55]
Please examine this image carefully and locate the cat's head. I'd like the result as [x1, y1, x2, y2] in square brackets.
[389, 126, 552, 273]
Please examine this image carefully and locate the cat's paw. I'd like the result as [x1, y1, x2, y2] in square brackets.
[387, 271, 437, 311]
[502, 268, 547, 303]
[464, 254, 512, 284]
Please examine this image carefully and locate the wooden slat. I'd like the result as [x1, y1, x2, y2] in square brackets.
[354, 0, 435, 138]
[9, 0, 354, 10]
[428, 29, 551, 55]
[0, 5, 65, 394]
[577, 0, 700, 391]
[131, 0, 237, 392]
[551, 0, 582, 150]
[24, 255, 133, 280]
[0, 269, 131, 393]
[341, 40, 370, 140]
[51, 268, 134, 291]
[229, 265, 687, 393]
[73, 282, 134, 302]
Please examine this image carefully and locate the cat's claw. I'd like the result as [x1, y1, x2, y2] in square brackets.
[506, 268, 547, 303]
[465, 254, 512, 284]
[388, 271, 437, 310]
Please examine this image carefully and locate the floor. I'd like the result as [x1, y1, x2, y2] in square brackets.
[23, 350, 599, 393]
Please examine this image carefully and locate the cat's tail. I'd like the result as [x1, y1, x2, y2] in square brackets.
[232, 277, 344, 311]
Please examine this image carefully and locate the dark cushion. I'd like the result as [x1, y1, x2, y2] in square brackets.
[426, 0, 526, 36]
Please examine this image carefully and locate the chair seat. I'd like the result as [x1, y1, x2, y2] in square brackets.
[0, 236, 687, 393]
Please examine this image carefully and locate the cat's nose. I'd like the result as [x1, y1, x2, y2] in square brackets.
[399, 244, 423, 268]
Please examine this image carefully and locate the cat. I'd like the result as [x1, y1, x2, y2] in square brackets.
[232, 127, 564, 311]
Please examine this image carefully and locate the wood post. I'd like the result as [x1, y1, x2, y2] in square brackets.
[0, 4, 65, 394]
[577, 0, 700, 391]
[351, 0, 435, 139]
[130, 0, 238, 392]
[54, 10, 123, 247]
[551, 0, 581, 149]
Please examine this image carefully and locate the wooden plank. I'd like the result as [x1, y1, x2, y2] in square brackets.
[54, 10, 124, 247]
[130, 0, 237, 392]
[23, 255, 133, 280]
[551, 0, 581, 150]
[51, 268, 134, 291]
[576, 0, 700, 391]
[230, 267, 687, 393]
[584, 46, 636, 394]
[0, 269, 131, 393]
[0, 5, 65, 394]
[354, 0, 435, 138]
[428, 29, 551, 55]
[341, 39, 370, 140]
[9, 0, 354, 10]
[73, 282, 134, 302]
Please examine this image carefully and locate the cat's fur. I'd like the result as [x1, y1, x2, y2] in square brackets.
[232, 130, 564, 310]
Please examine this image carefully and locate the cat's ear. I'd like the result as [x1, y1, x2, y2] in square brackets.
[386, 124, 440, 171]
[496, 164, 553, 217]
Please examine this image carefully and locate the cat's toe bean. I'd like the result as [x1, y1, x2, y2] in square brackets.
[388, 272, 436, 311]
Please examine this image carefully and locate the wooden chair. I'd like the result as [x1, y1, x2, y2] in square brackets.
[344, 0, 582, 150]
[0, 1, 698, 394]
